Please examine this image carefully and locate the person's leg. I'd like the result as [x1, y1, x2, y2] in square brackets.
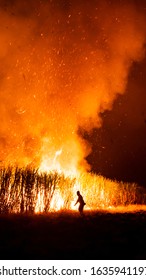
[79, 205, 84, 216]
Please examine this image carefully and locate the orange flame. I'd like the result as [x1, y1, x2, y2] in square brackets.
[0, 1, 146, 214]
[0, 1, 145, 173]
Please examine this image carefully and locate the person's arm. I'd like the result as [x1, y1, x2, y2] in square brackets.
[74, 198, 79, 206]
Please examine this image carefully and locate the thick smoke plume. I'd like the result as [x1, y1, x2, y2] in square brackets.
[0, 0, 146, 173]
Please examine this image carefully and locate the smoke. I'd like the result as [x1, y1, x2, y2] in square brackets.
[0, 0, 145, 173]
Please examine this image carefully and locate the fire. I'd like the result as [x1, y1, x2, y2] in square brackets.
[38, 137, 82, 177]
[0, 0, 145, 173]
[0, 165, 145, 214]
[39, 149, 63, 174]
[50, 190, 65, 211]
[0, 1, 146, 214]
[35, 165, 146, 212]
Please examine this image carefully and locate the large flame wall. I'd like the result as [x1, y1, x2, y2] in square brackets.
[0, 167, 146, 213]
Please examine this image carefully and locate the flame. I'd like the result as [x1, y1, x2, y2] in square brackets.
[0, 165, 145, 213]
[35, 168, 146, 213]
[0, 1, 146, 214]
[39, 149, 63, 174]
[38, 138, 81, 177]
[0, 0, 145, 173]
[50, 190, 65, 211]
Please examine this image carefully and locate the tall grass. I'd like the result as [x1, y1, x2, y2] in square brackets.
[0, 166, 145, 213]
[78, 172, 146, 209]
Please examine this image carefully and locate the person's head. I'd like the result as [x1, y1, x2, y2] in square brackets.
[77, 191, 80, 196]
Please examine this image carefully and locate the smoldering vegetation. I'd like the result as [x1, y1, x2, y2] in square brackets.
[0, 166, 146, 214]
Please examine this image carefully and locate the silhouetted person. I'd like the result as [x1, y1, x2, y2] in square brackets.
[74, 191, 86, 215]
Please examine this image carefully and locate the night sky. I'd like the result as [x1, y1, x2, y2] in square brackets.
[86, 57, 146, 187]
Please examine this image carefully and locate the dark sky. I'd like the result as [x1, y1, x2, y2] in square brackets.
[83, 0, 146, 187]
[86, 57, 146, 187]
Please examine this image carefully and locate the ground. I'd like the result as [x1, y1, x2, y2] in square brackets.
[0, 210, 146, 260]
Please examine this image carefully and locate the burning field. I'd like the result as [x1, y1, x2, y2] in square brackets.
[0, 166, 146, 214]
[0, 167, 146, 260]
[0, 0, 146, 213]
[0, 0, 146, 260]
